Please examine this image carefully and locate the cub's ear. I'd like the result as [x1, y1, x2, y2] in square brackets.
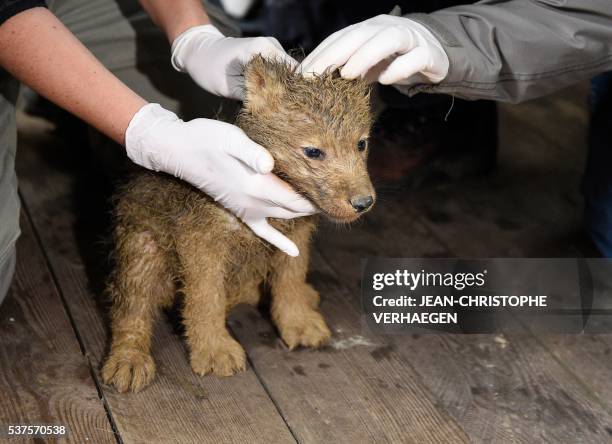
[243, 55, 288, 113]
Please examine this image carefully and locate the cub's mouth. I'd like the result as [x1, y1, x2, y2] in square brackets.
[322, 212, 362, 224]
[276, 171, 375, 223]
[316, 198, 375, 224]
[293, 189, 372, 224]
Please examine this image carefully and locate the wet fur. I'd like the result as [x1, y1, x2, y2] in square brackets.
[102, 57, 375, 392]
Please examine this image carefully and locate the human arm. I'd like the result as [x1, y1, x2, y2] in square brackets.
[138, 0, 295, 100]
[0, 6, 146, 144]
[404, 0, 612, 102]
[300, 0, 612, 103]
[138, 0, 211, 42]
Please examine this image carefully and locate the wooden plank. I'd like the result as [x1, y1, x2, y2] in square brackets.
[316, 218, 612, 443]
[538, 333, 612, 408]
[0, 210, 116, 443]
[404, 85, 612, 439]
[15, 112, 295, 444]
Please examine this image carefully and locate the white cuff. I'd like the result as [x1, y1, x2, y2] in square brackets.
[170, 24, 224, 72]
[125, 103, 178, 171]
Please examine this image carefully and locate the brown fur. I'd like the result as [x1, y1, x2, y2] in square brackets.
[101, 56, 375, 393]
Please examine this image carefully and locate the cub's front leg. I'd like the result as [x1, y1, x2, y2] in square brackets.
[269, 225, 331, 350]
[177, 230, 246, 377]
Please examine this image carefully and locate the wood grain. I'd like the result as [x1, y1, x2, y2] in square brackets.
[0, 210, 116, 443]
[15, 113, 295, 444]
[316, 210, 612, 443]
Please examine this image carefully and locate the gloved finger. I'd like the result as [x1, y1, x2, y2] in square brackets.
[378, 46, 430, 85]
[267, 36, 284, 51]
[300, 25, 373, 76]
[255, 173, 318, 214]
[247, 37, 297, 68]
[279, 52, 299, 69]
[299, 29, 347, 76]
[246, 219, 300, 257]
[224, 126, 275, 174]
[266, 37, 299, 68]
[261, 206, 314, 219]
[267, 49, 298, 69]
[340, 27, 415, 79]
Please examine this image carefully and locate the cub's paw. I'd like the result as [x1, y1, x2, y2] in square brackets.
[190, 336, 246, 377]
[279, 309, 332, 350]
[102, 348, 156, 393]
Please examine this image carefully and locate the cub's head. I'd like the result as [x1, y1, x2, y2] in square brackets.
[237, 56, 375, 223]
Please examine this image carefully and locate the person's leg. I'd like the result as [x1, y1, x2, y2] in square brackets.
[0, 70, 20, 305]
[584, 72, 612, 257]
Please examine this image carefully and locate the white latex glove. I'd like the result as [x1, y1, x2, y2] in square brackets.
[299, 15, 449, 86]
[125, 103, 317, 257]
[171, 24, 296, 100]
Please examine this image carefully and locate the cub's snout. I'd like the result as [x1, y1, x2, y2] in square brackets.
[350, 195, 374, 213]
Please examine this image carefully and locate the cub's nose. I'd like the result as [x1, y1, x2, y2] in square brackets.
[350, 195, 374, 212]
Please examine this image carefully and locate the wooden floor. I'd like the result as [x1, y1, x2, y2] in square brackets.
[3, 84, 612, 443]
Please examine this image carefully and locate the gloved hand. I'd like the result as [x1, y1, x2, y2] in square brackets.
[171, 24, 296, 100]
[125, 103, 317, 257]
[299, 15, 449, 86]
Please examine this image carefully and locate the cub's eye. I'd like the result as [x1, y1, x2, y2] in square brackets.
[303, 147, 325, 160]
[357, 139, 368, 152]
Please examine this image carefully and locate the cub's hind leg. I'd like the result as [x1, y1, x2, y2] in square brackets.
[102, 229, 175, 393]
